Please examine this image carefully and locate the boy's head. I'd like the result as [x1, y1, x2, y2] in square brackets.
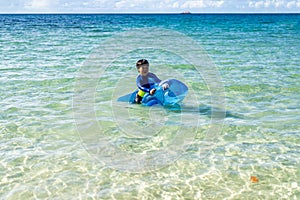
[136, 59, 149, 76]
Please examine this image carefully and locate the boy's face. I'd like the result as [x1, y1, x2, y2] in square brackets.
[138, 64, 149, 76]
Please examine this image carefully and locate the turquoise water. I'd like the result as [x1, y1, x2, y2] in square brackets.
[1, 14, 300, 199]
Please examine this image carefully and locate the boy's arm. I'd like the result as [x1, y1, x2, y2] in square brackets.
[151, 73, 161, 83]
[136, 77, 151, 93]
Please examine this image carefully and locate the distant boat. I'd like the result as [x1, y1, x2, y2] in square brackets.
[181, 11, 191, 14]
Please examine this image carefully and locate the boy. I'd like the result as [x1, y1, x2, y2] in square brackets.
[135, 59, 168, 104]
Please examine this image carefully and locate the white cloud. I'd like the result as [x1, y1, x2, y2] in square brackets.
[109, 0, 226, 11]
[172, 1, 180, 8]
[286, 0, 300, 8]
[181, 0, 224, 9]
[249, 1, 265, 8]
[274, 0, 285, 7]
[181, 1, 205, 8]
[248, 0, 300, 9]
[114, 0, 154, 10]
[115, 0, 130, 9]
[80, 0, 110, 8]
[93, 0, 114, 6]
[210, 1, 225, 8]
[24, 0, 58, 11]
[158, 0, 181, 10]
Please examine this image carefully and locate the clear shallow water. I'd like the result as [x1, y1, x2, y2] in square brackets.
[1, 14, 300, 199]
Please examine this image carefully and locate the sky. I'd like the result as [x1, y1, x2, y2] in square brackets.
[0, 0, 299, 13]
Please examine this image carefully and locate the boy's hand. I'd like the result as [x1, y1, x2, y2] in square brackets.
[162, 83, 169, 90]
[150, 89, 156, 95]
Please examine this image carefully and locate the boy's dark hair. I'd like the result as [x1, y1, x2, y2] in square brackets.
[136, 59, 149, 69]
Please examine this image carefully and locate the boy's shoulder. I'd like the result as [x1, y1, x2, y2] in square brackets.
[136, 74, 143, 81]
[148, 72, 157, 76]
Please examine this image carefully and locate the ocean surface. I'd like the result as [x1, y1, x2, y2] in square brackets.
[1, 14, 299, 199]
